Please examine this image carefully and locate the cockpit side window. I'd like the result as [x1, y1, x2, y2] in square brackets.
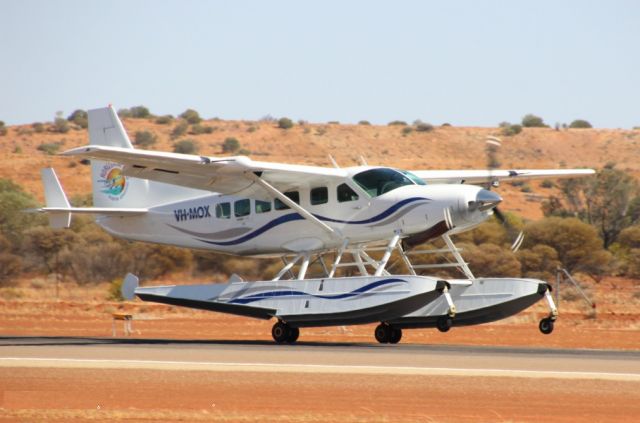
[353, 168, 415, 197]
[337, 183, 359, 202]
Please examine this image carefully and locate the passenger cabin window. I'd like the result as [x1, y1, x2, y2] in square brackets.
[353, 168, 416, 197]
[255, 200, 271, 213]
[215, 202, 231, 219]
[337, 183, 359, 202]
[310, 187, 328, 205]
[234, 199, 250, 217]
[274, 191, 300, 210]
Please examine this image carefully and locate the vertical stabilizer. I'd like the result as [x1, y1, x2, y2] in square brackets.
[41, 168, 71, 228]
[88, 106, 150, 208]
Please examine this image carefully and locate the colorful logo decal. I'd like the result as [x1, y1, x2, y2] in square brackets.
[98, 163, 127, 200]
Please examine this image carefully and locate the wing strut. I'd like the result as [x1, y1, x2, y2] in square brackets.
[245, 172, 341, 239]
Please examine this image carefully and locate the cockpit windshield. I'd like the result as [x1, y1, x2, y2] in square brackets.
[353, 168, 425, 197]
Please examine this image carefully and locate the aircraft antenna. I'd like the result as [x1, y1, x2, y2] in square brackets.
[328, 155, 340, 168]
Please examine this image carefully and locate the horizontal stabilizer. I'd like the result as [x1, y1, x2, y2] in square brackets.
[39, 207, 148, 216]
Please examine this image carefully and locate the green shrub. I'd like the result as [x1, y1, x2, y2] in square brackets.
[402, 127, 413, 136]
[134, 130, 157, 147]
[358, 120, 371, 125]
[0, 121, 4, 127]
[521, 114, 546, 128]
[415, 122, 434, 132]
[569, 119, 592, 129]
[154, 115, 174, 125]
[190, 124, 214, 135]
[388, 120, 407, 126]
[0, 127, 6, 136]
[441, 123, 452, 127]
[37, 142, 61, 155]
[238, 148, 251, 155]
[540, 179, 555, 189]
[107, 278, 124, 301]
[13, 146, 22, 154]
[328, 120, 340, 125]
[32, 122, 45, 133]
[171, 121, 189, 139]
[180, 109, 202, 124]
[173, 139, 198, 154]
[520, 184, 532, 193]
[129, 106, 151, 118]
[67, 109, 88, 128]
[501, 123, 522, 136]
[52, 117, 69, 133]
[222, 137, 240, 153]
[278, 117, 294, 129]
[247, 125, 257, 133]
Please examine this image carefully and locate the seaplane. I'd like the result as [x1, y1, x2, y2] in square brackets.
[37, 106, 595, 344]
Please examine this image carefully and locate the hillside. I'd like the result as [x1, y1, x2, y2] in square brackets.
[2, 116, 639, 220]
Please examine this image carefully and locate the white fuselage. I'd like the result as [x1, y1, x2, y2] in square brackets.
[96, 180, 495, 256]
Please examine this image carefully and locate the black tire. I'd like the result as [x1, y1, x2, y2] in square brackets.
[287, 327, 300, 343]
[272, 321, 291, 343]
[539, 318, 554, 335]
[436, 317, 452, 333]
[374, 323, 392, 343]
[389, 327, 402, 344]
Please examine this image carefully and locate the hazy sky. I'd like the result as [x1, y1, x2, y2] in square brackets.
[1, 0, 639, 127]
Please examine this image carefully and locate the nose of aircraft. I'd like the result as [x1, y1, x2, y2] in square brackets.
[469, 189, 502, 212]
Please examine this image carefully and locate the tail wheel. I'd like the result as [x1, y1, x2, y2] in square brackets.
[389, 327, 402, 344]
[272, 321, 291, 344]
[436, 317, 452, 333]
[539, 318, 554, 335]
[374, 323, 392, 343]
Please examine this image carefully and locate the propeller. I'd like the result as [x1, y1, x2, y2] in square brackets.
[485, 136, 525, 252]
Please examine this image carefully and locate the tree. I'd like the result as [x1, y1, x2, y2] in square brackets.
[222, 137, 240, 153]
[67, 109, 88, 128]
[517, 244, 560, 281]
[0, 179, 41, 244]
[521, 114, 546, 128]
[173, 139, 198, 154]
[523, 217, 611, 278]
[180, 109, 202, 124]
[0, 234, 22, 286]
[129, 106, 151, 118]
[569, 119, 592, 129]
[134, 130, 157, 147]
[278, 117, 294, 129]
[461, 243, 522, 277]
[544, 166, 640, 249]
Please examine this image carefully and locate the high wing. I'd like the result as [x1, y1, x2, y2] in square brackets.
[62, 145, 347, 200]
[411, 169, 595, 185]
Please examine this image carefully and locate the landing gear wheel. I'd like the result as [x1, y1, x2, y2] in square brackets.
[436, 317, 452, 333]
[539, 318, 554, 335]
[389, 327, 402, 344]
[272, 321, 291, 344]
[374, 323, 392, 343]
[287, 327, 300, 343]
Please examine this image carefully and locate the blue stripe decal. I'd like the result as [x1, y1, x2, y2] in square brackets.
[314, 197, 429, 224]
[199, 213, 304, 246]
[198, 197, 429, 246]
[228, 278, 407, 305]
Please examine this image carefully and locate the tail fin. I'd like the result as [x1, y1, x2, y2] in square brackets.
[41, 168, 72, 228]
[88, 105, 206, 208]
[88, 106, 151, 208]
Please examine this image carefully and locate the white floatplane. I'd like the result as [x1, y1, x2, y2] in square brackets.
[37, 106, 594, 343]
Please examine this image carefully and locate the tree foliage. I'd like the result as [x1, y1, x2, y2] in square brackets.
[523, 217, 611, 278]
[521, 114, 546, 128]
[544, 166, 640, 248]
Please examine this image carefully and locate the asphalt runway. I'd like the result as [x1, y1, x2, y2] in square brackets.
[1, 336, 639, 381]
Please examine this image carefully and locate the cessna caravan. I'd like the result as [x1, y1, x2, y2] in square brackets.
[38, 106, 594, 344]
